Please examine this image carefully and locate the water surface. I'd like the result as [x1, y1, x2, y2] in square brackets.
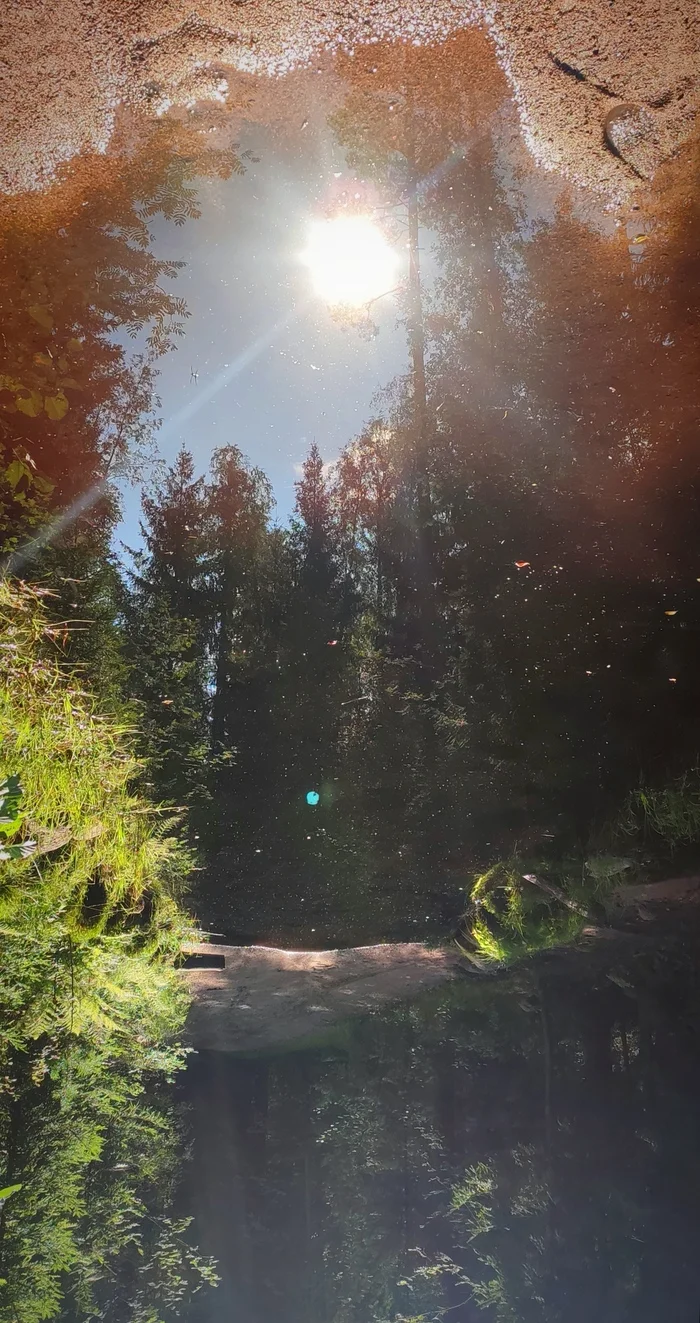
[1, 20, 699, 1323]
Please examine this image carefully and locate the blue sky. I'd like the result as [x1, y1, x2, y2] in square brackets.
[115, 127, 410, 554]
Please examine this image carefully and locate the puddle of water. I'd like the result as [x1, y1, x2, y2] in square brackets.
[183, 935, 700, 1323]
[1, 19, 700, 1323]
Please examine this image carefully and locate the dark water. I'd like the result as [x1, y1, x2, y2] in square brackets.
[183, 931, 700, 1323]
[2, 16, 700, 1323]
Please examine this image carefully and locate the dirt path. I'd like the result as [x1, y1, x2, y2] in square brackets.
[1, 0, 697, 196]
[182, 878, 700, 1053]
[183, 941, 462, 1052]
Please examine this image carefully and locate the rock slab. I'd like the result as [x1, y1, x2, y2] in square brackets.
[183, 941, 460, 1052]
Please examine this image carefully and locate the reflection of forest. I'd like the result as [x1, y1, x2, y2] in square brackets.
[184, 929, 700, 1323]
[2, 42, 700, 949]
[1, 32, 700, 1322]
[114, 56, 700, 945]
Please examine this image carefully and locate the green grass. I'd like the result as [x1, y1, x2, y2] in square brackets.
[621, 772, 700, 847]
[458, 769, 700, 969]
[460, 861, 586, 966]
[0, 582, 216, 1321]
[458, 856, 614, 968]
[0, 586, 193, 947]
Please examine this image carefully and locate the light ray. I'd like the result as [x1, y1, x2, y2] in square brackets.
[2, 304, 303, 576]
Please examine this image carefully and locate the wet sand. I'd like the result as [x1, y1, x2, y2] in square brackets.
[1, 0, 697, 196]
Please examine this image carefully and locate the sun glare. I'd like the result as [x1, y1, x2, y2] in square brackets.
[301, 215, 400, 308]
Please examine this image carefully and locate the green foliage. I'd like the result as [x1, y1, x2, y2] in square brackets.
[459, 860, 590, 966]
[0, 775, 37, 861]
[622, 772, 700, 846]
[0, 581, 216, 1321]
[0, 443, 55, 556]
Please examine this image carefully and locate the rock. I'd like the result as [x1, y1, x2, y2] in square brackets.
[182, 941, 461, 1052]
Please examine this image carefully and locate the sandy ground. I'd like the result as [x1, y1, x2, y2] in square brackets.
[183, 941, 462, 1052]
[182, 875, 700, 1052]
[0, 0, 697, 198]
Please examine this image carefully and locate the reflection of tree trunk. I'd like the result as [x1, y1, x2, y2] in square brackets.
[287, 1055, 321, 1323]
[242, 1060, 269, 1180]
[536, 976, 555, 1255]
[582, 992, 614, 1084]
[404, 93, 429, 535]
[212, 552, 233, 749]
[186, 1053, 255, 1322]
[620, 1023, 630, 1074]
[401, 1009, 412, 1256]
[404, 133, 440, 677]
[433, 1038, 459, 1155]
[407, 187, 427, 458]
[538, 981, 553, 1152]
[636, 985, 657, 1112]
[211, 621, 229, 750]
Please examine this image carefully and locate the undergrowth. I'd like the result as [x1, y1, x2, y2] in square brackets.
[0, 582, 216, 1322]
[460, 768, 700, 968]
[458, 859, 598, 967]
[621, 771, 700, 847]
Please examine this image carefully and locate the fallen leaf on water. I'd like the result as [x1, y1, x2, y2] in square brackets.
[44, 392, 69, 421]
[28, 304, 53, 331]
[514, 561, 530, 569]
[16, 391, 43, 418]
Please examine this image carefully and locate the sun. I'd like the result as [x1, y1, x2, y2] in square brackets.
[301, 215, 400, 308]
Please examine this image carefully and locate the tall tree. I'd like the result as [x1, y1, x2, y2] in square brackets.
[206, 443, 274, 757]
[123, 448, 211, 814]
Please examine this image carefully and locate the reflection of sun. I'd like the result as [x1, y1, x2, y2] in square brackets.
[301, 216, 399, 308]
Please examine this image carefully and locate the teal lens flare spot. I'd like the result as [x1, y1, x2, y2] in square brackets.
[306, 790, 320, 806]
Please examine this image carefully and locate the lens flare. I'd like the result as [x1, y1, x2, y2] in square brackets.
[301, 216, 399, 308]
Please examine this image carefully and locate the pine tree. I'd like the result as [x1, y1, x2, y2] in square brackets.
[205, 444, 274, 757]
[122, 448, 211, 815]
[280, 442, 358, 781]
